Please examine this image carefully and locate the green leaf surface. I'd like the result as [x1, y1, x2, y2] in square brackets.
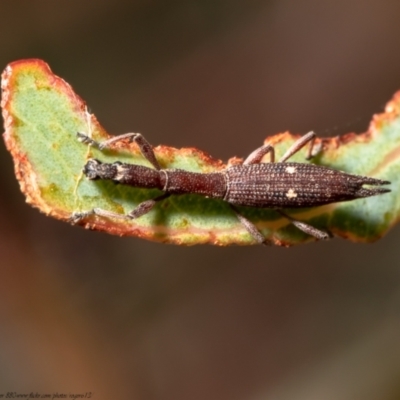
[1, 59, 398, 246]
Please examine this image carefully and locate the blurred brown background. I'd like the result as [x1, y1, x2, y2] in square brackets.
[1, 1, 400, 399]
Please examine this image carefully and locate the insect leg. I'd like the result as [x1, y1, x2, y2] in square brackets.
[243, 144, 275, 164]
[128, 193, 171, 218]
[77, 132, 161, 170]
[277, 210, 332, 240]
[230, 205, 272, 245]
[70, 193, 171, 223]
[69, 208, 132, 223]
[279, 131, 317, 162]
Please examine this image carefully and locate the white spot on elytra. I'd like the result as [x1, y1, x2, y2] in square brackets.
[286, 189, 297, 199]
[115, 165, 126, 181]
[285, 166, 296, 174]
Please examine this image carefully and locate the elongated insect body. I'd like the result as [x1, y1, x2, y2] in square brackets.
[72, 132, 390, 245]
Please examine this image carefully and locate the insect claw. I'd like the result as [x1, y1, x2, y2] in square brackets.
[77, 132, 99, 147]
[68, 210, 93, 224]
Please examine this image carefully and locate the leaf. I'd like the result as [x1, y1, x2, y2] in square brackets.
[1, 59, 398, 246]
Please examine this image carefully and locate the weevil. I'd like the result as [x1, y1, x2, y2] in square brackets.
[71, 131, 390, 244]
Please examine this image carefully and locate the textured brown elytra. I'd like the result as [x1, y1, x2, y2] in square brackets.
[224, 162, 388, 208]
[71, 131, 390, 245]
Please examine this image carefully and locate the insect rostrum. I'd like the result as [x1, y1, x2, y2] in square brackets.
[71, 131, 390, 245]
